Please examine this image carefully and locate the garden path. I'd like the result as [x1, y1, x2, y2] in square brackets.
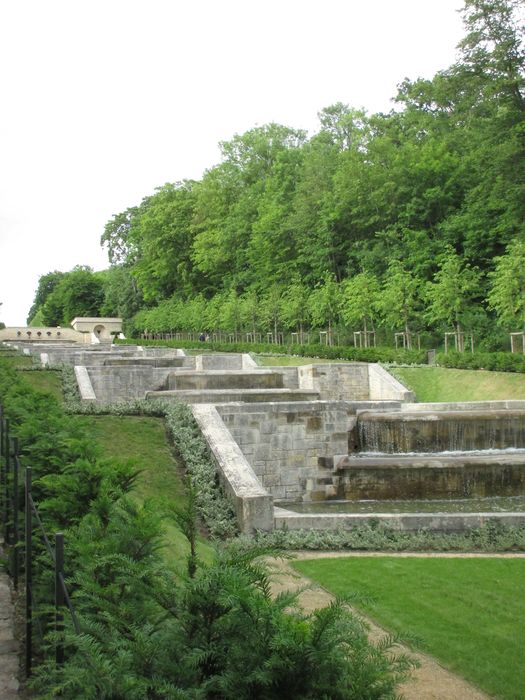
[0, 540, 21, 698]
[268, 551, 524, 700]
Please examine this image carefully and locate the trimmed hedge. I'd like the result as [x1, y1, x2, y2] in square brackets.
[120, 337, 427, 365]
[437, 350, 525, 373]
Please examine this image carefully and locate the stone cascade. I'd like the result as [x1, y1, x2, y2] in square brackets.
[332, 405, 525, 501]
[146, 368, 321, 404]
[353, 408, 525, 454]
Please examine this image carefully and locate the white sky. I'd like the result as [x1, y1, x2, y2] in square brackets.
[0, 0, 465, 325]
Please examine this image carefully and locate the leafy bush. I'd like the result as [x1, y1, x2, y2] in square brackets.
[31, 542, 415, 699]
[437, 350, 525, 373]
[247, 521, 525, 552]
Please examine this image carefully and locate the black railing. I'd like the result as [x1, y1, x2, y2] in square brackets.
[0, 404, 80, 677]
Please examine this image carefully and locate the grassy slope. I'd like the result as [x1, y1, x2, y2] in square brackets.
[293, 556, 525, 700]
[78, 415, 213, 567]
[392, 366, 525, 402]
[22, 369, 63, 401]
[4, 357, 212, 567]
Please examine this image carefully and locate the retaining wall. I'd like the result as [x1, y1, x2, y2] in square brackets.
[192, 404, 274, 532]
[274, 508, 525, 532]
[217, 401, 352, 501]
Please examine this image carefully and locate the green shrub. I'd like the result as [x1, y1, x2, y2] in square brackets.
[437, 350, 525, 373]
[120, 337, 427, 365]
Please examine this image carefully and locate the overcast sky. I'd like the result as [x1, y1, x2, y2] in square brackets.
[0, 0, 465, 326]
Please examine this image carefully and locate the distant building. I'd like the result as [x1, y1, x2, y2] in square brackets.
[0, 317, 123, 344]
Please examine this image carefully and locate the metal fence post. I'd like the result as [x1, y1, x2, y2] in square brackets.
[25, 467, 32, 677]
[12, 437, 19, 589]
[3, 417, 10, 540]
[55, 532, 65, 667]
[0, 405, 4, 523]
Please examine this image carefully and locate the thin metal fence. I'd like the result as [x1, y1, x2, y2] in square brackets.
[0, 404, 80, 677]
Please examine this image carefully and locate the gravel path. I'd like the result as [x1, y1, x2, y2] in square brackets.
[269, 551, 521, 700]
[0, 543, 21, 699]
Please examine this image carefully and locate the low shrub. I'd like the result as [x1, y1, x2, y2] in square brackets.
[120, 337, 427, 365]
[247, 520, 525, 553]
[437, 350, 525, 373]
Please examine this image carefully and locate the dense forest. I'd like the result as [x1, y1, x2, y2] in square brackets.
[28, 0, 525, 350]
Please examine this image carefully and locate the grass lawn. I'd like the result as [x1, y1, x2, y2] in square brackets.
[292, 556, 525, 700]
[391, 366, 525, 402]
[76, 415, 213, 567]
[22, 369, 63, 401]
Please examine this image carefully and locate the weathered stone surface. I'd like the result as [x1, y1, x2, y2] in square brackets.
[192, 404, 273, 532]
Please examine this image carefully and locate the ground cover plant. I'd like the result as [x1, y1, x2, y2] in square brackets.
[292, 556, 525, 700]
[391, 366, 525, 402]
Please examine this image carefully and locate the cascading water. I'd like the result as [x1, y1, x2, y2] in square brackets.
[334, 408, 525, 503]
[356, 410, 525, 453]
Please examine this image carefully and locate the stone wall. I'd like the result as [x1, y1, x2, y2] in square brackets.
[217, 401, 353, 501]
[195, 353, 255, 370]
[192, 404, 273, 532]
[368, 363, 415, 401]
[297, 363, 369, 400]
[0, 327, 82, 342]
[85, 366, 177, 402]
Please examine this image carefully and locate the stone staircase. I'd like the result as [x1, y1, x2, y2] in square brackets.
[145, 368, 321, 404]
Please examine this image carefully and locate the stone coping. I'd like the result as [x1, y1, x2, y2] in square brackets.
[192, 404, 273, 532]
[274, 508, 525, 532]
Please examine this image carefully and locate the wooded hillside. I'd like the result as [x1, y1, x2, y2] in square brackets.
[29, 0, 525, 350]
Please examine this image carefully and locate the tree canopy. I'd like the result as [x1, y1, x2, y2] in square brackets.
[27, 0, 525, 349]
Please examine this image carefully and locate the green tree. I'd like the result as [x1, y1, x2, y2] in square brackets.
[341, 272, 381, 346]
[487, 238, 525, 328]
[281, 276, 311, 338]
[308, 274, 342, 340]
[27, 270, 65, 323]
[41, 266, 105, 325]
[132, 182, 198, 302]
[377, 261, 423, 347]
[261, 284, 285, 340]
[99, 265, 143, 321]
[425, 250, 481, 346]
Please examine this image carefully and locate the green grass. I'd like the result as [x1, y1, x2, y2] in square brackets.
[22, 369, 64, 401]
[77, 415, 213, 567]
[392, 366, 525, 402]
[293, 556, 525, 700]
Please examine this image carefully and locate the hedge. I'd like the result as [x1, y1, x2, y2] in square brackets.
[120, 337, 427, 364]
[437, 350, 525, 373]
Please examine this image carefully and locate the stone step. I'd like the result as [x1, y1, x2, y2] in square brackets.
[336, 452, 525, 469]
[103, 357, 184, 367]
[335, 452, 525, 500]
[167, 369, 284, 391]
[145, 388, 320, 404]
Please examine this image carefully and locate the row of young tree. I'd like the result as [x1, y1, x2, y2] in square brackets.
[28, 0, 525, 350]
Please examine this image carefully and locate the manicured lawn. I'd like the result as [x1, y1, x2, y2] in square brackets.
[292, 556, 525, 700]
[77, 415, 213, 566]
[391, 366, 525, 402]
